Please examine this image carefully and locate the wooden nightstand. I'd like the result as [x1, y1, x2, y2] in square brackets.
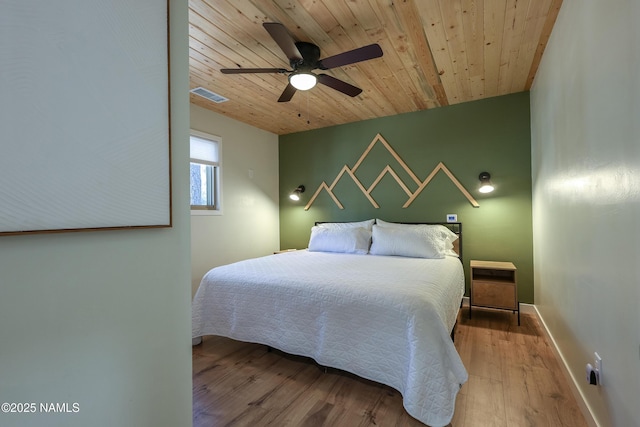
[470, 260, 519, 325]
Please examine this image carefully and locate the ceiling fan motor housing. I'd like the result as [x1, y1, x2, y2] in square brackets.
[292, 42, 321, 71]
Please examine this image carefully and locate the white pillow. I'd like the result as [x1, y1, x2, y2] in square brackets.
[440, 228, 459, 257]
[317, 219, 375, 231]
[308, 226, 372, 254]
[376, 219, 458, 251]
[370, 225, 443, 258]
[372, 221, 459, 257]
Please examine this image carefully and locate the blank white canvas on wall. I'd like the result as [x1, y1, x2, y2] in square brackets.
[0, 0, 170, 234]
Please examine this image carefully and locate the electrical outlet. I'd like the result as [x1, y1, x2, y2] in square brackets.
[586, 363, 597, 385]
[594, 352, 602, 385]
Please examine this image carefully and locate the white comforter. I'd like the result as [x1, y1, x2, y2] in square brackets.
[192, 250, 468, 427]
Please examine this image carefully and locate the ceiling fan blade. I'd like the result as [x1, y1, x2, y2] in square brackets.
[278, 83, 297, 102]
[263, 22, 303, 61]
[221, 68, 288, 74]
[318, 44, 383, 69]
[317, 74, 362, 97]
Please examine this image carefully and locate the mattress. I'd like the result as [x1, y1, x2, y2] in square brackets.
[192, 250, 468, 426]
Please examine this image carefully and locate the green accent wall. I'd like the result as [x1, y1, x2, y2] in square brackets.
[279, 92, 533, 303]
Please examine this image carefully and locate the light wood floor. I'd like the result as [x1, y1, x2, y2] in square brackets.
[193, 309, 589, 427]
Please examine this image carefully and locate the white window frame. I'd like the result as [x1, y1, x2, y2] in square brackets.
[190, 130, 222, 216]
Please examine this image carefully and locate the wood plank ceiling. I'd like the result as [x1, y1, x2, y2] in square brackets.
[189, 0, 562, 135]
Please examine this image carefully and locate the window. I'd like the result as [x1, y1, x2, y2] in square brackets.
[190, 131, 221, 214]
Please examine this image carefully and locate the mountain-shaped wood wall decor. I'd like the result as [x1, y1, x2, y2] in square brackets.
[304, 133, 479, 210]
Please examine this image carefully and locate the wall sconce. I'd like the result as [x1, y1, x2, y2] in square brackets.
[478, 172, 494, 193]
[289, 185, 305, 201]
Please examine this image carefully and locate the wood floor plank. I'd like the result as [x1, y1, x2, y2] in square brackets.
[264, 369, 343, 426]
[463, 374, 507, 427]
[449, 386, 467, 426]
[502, 364, 550, 427]
[193, 311, 589, 427]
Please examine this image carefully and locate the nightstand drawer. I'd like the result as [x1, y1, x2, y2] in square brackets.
[472, 280, 517, 309]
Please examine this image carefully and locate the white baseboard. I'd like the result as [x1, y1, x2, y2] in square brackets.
[460, 297, 598, 426]
[532, 306, 599, 427]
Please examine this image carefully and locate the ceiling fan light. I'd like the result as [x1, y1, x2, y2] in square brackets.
[289, 72, 317, 90]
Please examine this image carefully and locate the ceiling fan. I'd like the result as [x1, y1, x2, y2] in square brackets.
[221, 22, 383, 102]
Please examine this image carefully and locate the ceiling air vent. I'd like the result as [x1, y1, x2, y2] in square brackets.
[190, 87, 229, 103]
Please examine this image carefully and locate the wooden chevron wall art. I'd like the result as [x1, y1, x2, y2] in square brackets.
[304, 133, 479, 211]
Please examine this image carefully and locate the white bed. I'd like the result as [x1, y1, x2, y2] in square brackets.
[192, 221, 468, 427]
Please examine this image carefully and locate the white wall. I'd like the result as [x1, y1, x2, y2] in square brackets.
[190, 104, 280, 295]
[0, 2, 192, 427]
[530, 0, 640, 426]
